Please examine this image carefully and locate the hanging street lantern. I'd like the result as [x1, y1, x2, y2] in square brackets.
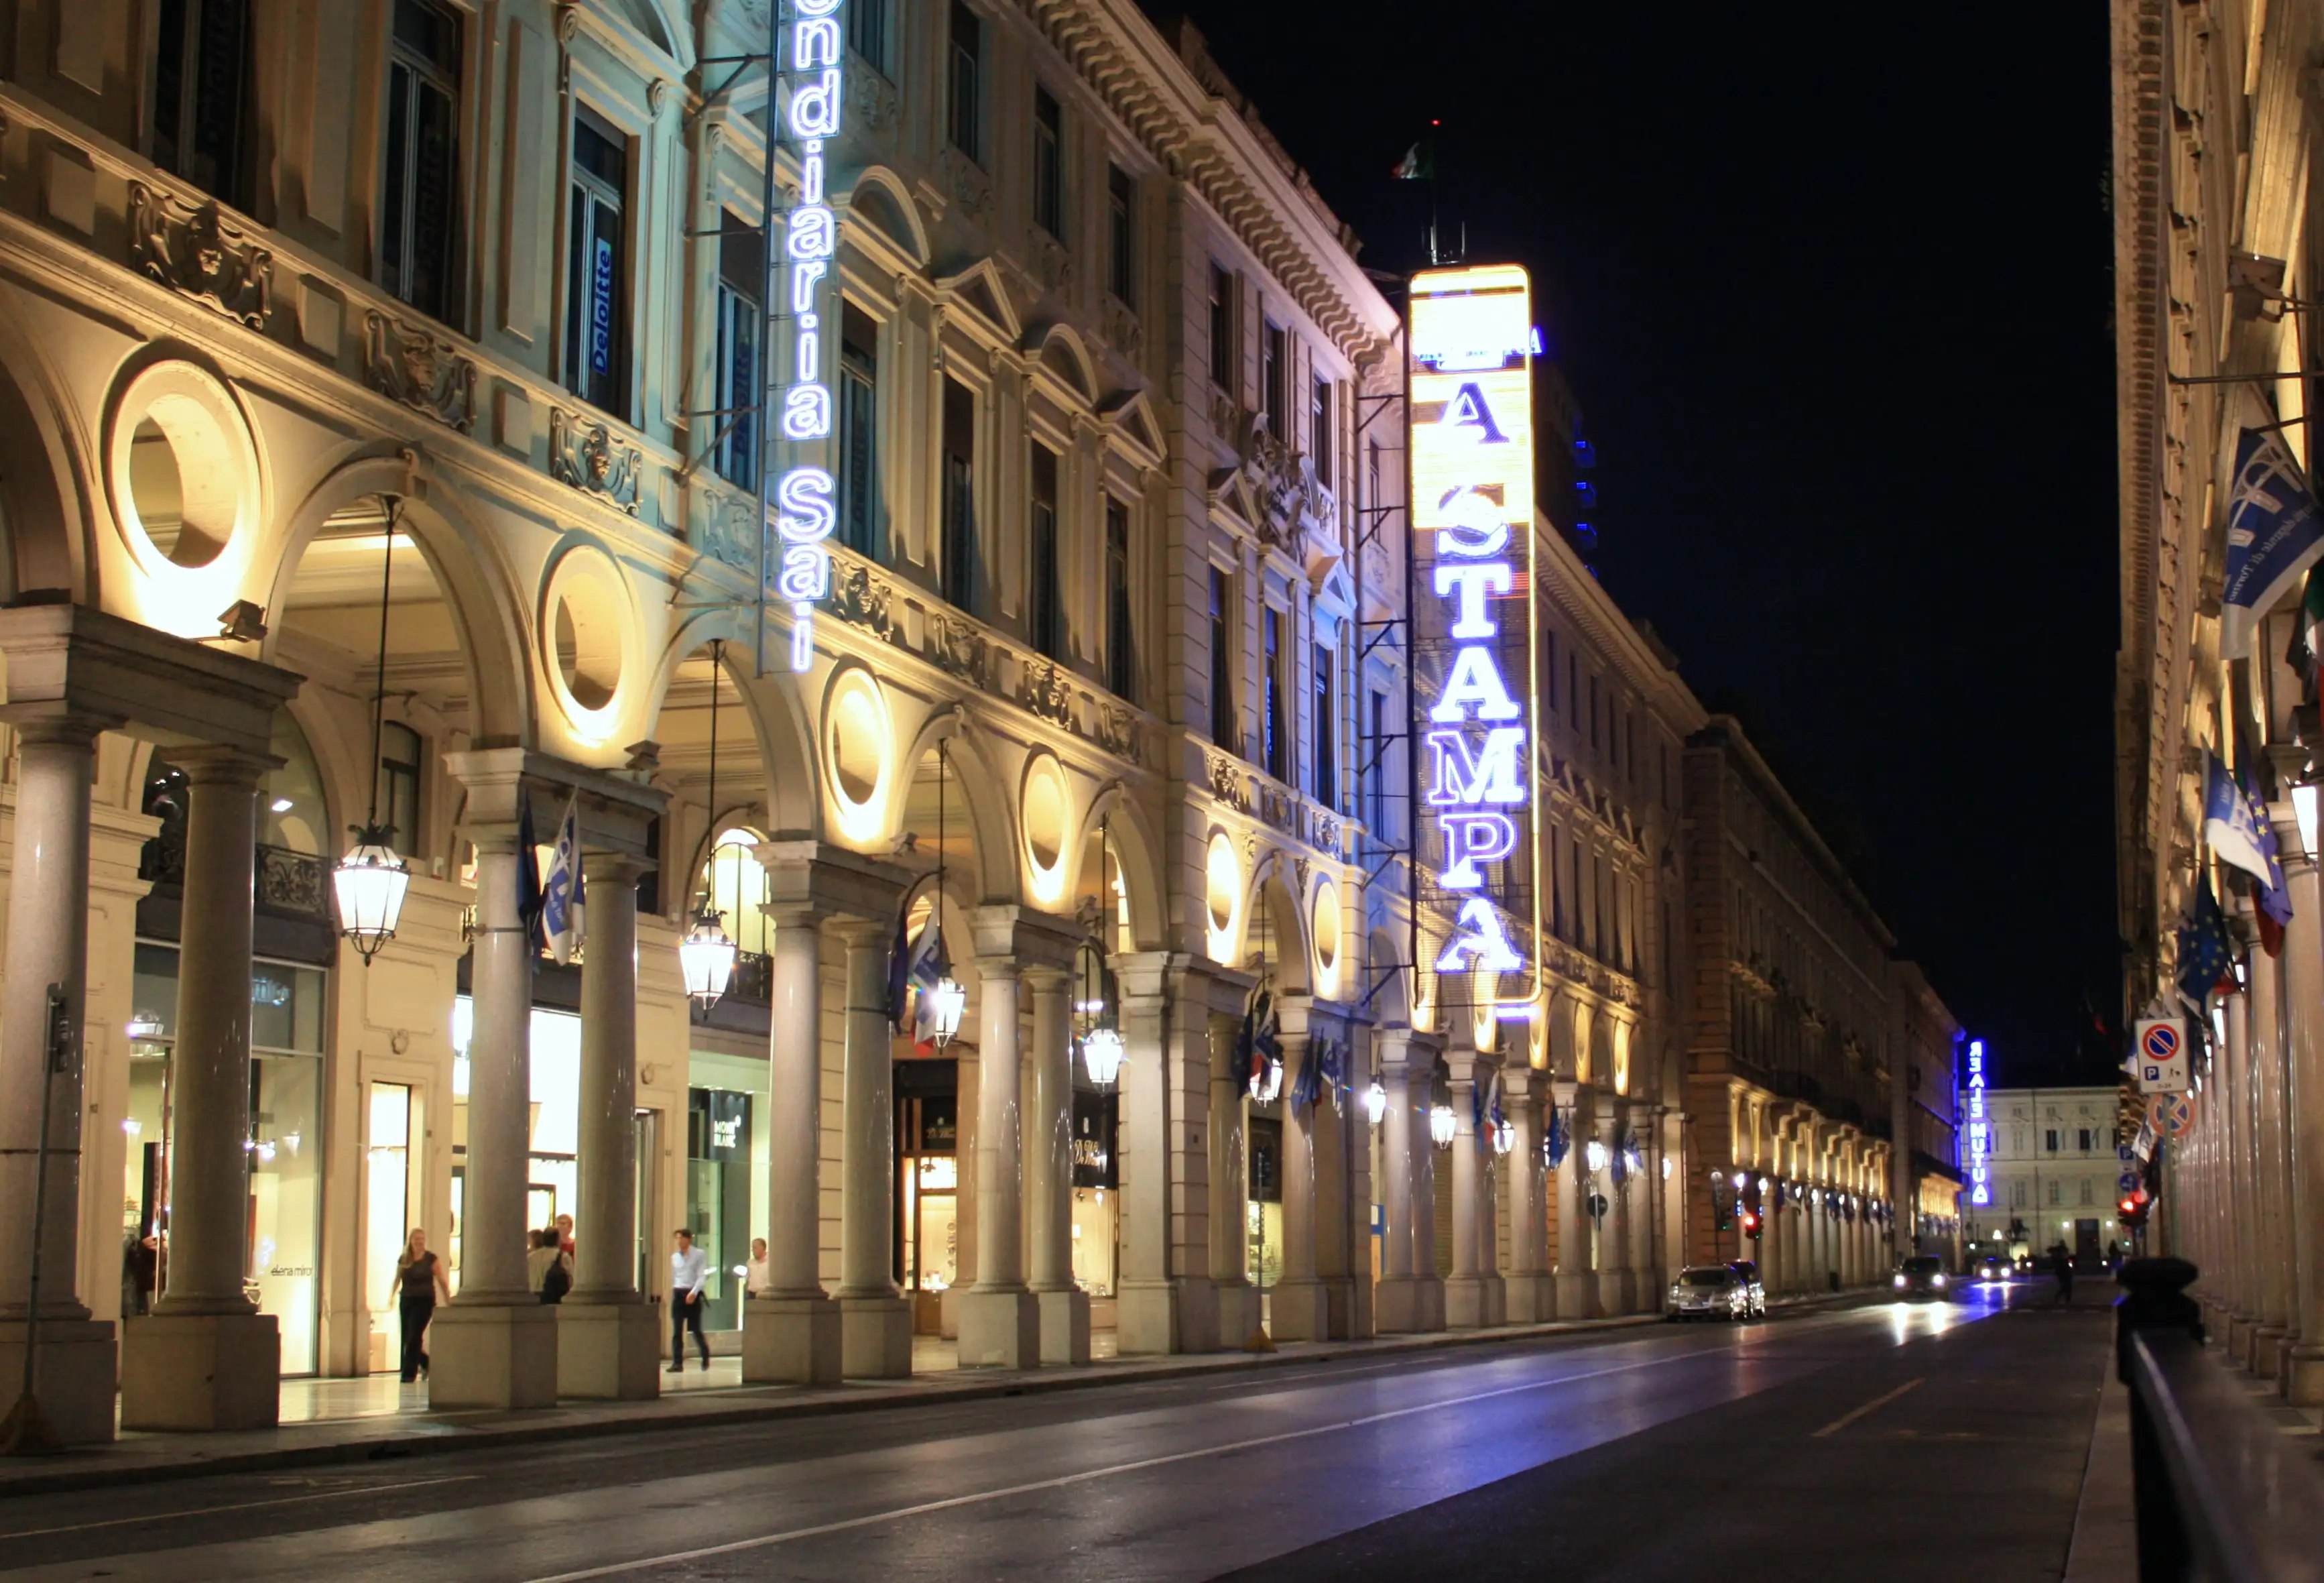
[926, 974, 966, 1047]
[1585, 1138, 1609, 1176]
[1073, 917, 1123, 1088]
[680, 899, 737, 1008]
[1082, 1025, 1125, 1086]
[1364, 1074, 1388, 1127]
[338, 500, 410, 961]
[1491, 1118, 1515, 1155]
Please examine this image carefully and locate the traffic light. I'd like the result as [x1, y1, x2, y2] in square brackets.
[1713, 1193, 1733, 1232]
[1741, 1209, 1762, 1241]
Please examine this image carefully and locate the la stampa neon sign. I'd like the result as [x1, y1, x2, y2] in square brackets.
[1410, 266, 1540, 1006]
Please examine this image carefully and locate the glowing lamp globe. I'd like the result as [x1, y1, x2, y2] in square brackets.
[1250, 1056, 1283, 1105]
[926, 975, 967, 1048]
[1082, 1026, 1125, 1086]
[334, 835, 410, 961]
[1491, 1118, 1515, 1156]
[1364, 1076, 1388, 1127]
[679, 904, 737, 1008]
[1585, 1139, 1609, 1175]
[1429, 1101, 1456, 1149]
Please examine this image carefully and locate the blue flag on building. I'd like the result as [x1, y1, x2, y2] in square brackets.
[906, 915, 947, 1041]
[2176, 874, 2236, 1011]
[515, 794, 544, 953]
[540, 794, 585, 965]
[2205, 752, 2276, 885]
[2252, 777, 2294, 947]
[1545, 1104, 1571, 1168]
[2222, 424, 2324, 658]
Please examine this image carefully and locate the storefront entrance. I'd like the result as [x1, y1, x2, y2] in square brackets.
[363, 1081, 421, 1374]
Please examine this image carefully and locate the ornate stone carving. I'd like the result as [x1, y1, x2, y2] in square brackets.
[549, 408, 642, 515]
[1257, 780, 1294, 835]
[1311, 809, 1342, 857]
[942, 147, 993, 219]
[1094, 701, 1141, 762]
[1031, 232, 1073, 293]
[1243, 424, 1329, 554]
[1207, 750, 1249, 812]
[363, 311, 477, 432]
[827, 559, 896, 641]
[127, 181, 274, 328]
[1018, 657, 1076, 730]
[928, 611, 988, 685]
[696, 486, 757, 574]
[1103, 295, 1144, 357]
[849, 66, 901, 134]
[1210, 388, 1242, 438]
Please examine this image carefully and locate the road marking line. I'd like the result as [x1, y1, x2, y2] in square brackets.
[0, 1474, 481, 1541]
[519, 1352, 1721, 1582]
[1812, 1376, 1924, 1438]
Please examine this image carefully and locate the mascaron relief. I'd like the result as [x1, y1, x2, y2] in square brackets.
[694, 484, 759, 575]
[549, 408, 641, 516]
[363, 311, 476, 432]
[849, 67, 901, 135]
[127, 180, 273, 329]
[1103, 295, 1144, 358]
[941, 148, 993, 219]
[1206, 750, 1249, 813]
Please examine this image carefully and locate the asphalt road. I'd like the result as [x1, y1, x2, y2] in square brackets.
[0, 1281, 2111, 1582]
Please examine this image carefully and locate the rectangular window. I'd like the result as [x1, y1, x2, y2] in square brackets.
[1209, 266, 1235, 390]
[2076, 1128, 2093, 1153]
[1263, 323, 1286, 436]
[948, 1, 981, 162]
[2044, 1128, 2059, 1153]
[563, 109, 629, 415]
[1264, 606, 1287, 782]
[1310, 375, 1333, 484]
[379, 721, 424, 858]
[1312, 640, 1336, 806]
[711, 212, 763, 491]
[1367, 437, 1383, 513]
[1366, 687, 1388, 837]
[940, 377, 979, 613]
[2079, 1179, 2094, 1206]
[1105, 500, 1134, 701]
[2048, 1179, 2061, 1206]
[1029, 446, 1061, 660]
[1033, 88, 1063, 239]
[1546, 631, 1558, 713]
[381, 0, 463, 323]
[1549, 822, 1565, 937]
[1209, 568, 1235, 750]
[839, 302, 880, 556]
[1107, 164, 1136, 304]
[1588, 674, 1601, 750]
[847, 0, 889, 74]
[154, 0, 255, 208]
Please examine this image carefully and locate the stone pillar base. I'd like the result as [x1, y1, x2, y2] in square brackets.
[556, 1300, 661, 1400]
[121, 1311, 278, 1431]
[1556, 1273, 1601, 1321]
[1117, 1277, 1215, 1356]
[840, 1296, 914, 1379]
[1504, 1274, 1554, 1324]
[2248, 1324, 2288, 1377]
[743, 1295, 841, 1385]
[1325, 1278, 1357, 1339]
[2284, 1343, 2324, 1407]
[2226, 1313, 2256, 1360]
[1445, 1276, 1490, 1330]
[1215, 1282, 1259, 1347]
[426, 1302, 557, 1411]
[0, 1320, 115, 1444]
[2280, 1334, 2306, 1395]
[1270, 1278, 1332, 1342]
[937, 1287, 961, 1341]
[1375, 1275, 1444, 1334]
[1037, 1287, 1091, 1365]
[957, 1287, 1040, 1368]
[1599, 1270, 1636, 1316]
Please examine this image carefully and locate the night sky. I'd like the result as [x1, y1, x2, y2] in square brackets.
[1165, 3, 2122, 1087]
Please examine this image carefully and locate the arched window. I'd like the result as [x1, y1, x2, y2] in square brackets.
[703, 827, 771, 958]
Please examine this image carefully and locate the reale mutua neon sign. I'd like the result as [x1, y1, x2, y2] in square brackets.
[1409, 266, 1540, 1012]
[772, 0, 845, 672]
[1965, 1038, 1990, 1207]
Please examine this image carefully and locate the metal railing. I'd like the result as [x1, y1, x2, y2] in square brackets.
[2118, 1258, 2324, 1580]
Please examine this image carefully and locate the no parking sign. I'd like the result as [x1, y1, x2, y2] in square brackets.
[2134, 1018, 2190, 1094]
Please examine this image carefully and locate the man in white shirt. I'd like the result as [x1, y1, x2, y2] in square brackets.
[668, 1228, 711, 1372]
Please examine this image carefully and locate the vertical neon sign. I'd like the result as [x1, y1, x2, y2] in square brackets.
[1965, 1038, 1990, 1206]
[1408, 266, 1540, 1011]
[774, 1, 845, 672]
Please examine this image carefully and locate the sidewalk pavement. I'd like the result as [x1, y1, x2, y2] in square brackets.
[0, 1292, 1864, 1497]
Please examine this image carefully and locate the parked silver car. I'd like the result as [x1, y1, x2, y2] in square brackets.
[1726, 1259, 1769, 1319]
[1667, 1265, 1752, 1321]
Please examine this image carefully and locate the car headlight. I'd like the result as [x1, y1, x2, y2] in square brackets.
[1893, 1274, 1908, 1289]
[1933, 1273, 1947, 1287]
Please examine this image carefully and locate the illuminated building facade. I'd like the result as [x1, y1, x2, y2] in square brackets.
[1888, 964, 1963, 1265]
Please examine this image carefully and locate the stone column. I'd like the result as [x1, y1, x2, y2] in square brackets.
[1312, 1027, 1354, 1340]
[2284, 823, 2324, 1399]
[2252, 858, 2294, 1372]
[1114, 953, 1216, 1355]
[959, 922, 1038, 1366]
[1444, 1057, 1485, 1328]
[1274, 1013, 1331, 1340]
[558, 850, 659, 1399]
[123, 748, 281, 1429]
[1375, 1031, 1441, 1332]
[419, 756, 557, 1408]
[1346, 1022, 1376, 1340]
[1025, 965, 1090, 1364]
[1554, 1081, 1597, 1318]
[835, 918, 912, 1377]
[1592, 1094, 1629, 1313]
[1210, 1012, 1257, 1344]
[1623, 1105, 1654, 1305]
[744, 900, 840, 1383]
[0, 717, 116, 1442]
[2223, 987, 2257, 1352]
[1502, 1066, 1549, 1322]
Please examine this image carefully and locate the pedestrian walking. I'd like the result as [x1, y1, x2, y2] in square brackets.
[529, 1228, 572, 1303]
[2051, 1244, 2075, 1305]
[745, 1236, 772, 1299]
[669, 1228, 711, 1372]
[395, 1228, 450, 1382]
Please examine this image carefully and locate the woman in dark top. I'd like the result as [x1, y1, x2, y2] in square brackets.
[395, 1228, 450, 1383]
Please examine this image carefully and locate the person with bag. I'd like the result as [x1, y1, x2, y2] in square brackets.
[394, 1228, 450, 1383]
[529, 1227, 572, 1303]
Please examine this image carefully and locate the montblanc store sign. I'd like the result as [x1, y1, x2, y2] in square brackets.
[1409, 264, 1541, 1012]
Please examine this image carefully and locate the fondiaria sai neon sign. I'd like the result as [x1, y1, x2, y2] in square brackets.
[1410, 266, 1540, 1010]
[772, 0, 845, 672]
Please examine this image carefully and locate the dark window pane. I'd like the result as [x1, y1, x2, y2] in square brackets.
[949, 2, 981, 160]
[840, 302, 880, 556]
[941, 378, 978, 613]
[1105, 499, 1133, 700]
[1030, 447, 1061, 660]
[1209, 266, 1234, 389]
[1107, 164, 1135, 304]
[1210, 568, 1234, 749]
[1033, 89, 1062, 238]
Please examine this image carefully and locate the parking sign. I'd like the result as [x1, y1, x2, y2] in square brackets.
[2135, 1018, 2189, 1094]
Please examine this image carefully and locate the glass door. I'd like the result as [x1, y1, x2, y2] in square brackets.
[365, 1082, 416, 1373]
